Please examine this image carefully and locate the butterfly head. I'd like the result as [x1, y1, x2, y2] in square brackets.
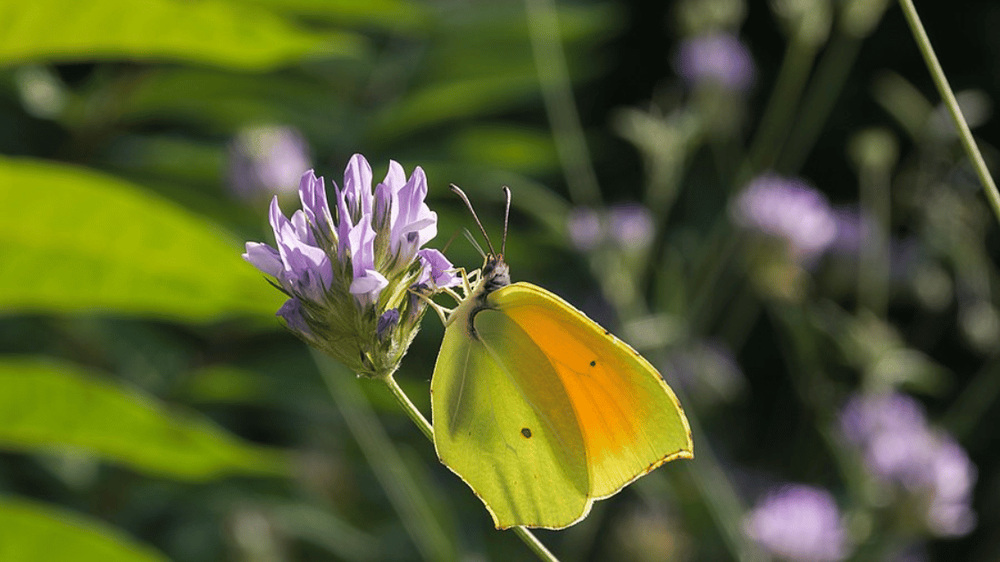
[481, 253, 511, 293]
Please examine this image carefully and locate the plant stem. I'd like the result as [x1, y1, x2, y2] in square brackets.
[897, 0, 1000, 224]
[778, 33, 863, 173]
[524, 0, 602, 207]
[313, 353, 453, 562]
[742, 35, 820, 180]
[854, 134, 895, 318]
[383, 373, 433, 442]
[381, 372, 561, 562]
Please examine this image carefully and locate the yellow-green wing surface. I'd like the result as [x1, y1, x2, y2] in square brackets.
[431, 282, 692, 529]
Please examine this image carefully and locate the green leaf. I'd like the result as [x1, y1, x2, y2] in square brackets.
[0, 357, 289, 480]
[368, 74, 539, 142]
[0, 0, 363, 70]
[0, 156, 284, 321]
[448, 124, 559, 175]
[0, 496, 168, 562]
[243, 0, 430, 33]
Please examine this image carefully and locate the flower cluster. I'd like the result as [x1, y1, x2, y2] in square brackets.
[744, 484, 850, 561]
[839, 392, 977, 536]
[244, 154, 459, 377]
[733, 175, 839, 260]
[675, 33, 755, 92]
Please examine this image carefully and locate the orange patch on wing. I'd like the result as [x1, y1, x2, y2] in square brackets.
[501, 303, 651, 480]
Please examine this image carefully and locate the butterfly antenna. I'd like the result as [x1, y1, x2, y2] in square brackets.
[441, 228, 460, 254]
[451, 184, 497, 255]
[501, 186, 511, 257]
[462, 229, 486, 258]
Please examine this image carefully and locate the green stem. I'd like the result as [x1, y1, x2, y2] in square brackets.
[857, 153, 892, 317]
[313, 353, 453, 562]
[778, 33, 864, 173]
[942, 359, 1000, 439]
[742, 35, 820, 179]
[524, 0, 602, 207]
[383, 373, 433, 442]
[381, 371, 560, 562]
[671, 381, 763, 562]
[897, 0, 1000, 224]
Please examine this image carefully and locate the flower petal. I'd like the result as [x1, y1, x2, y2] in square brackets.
[298, 170, 334, 237]
[343, 153, 374, 219]
[277, 297, 313, 337]
[417, 248, 460, 288]
[243, 242, 283, 278]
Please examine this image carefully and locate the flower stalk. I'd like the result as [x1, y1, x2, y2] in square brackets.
[897, 0, 1000, 225]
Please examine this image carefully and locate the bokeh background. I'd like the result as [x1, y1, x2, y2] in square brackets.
[2, 0, 999, 560]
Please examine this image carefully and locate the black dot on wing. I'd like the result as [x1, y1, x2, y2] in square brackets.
[521, 427, 532, 438]
[589, 360, 596, 367]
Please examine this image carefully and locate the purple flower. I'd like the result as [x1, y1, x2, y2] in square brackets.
[376, 309, 399, 342]
[227, 125, 311, 200]
[733, 175, 838, 259]
[567, 207, 602, 251]
[384, 166, 438, 265]
[243, 153, 459, 377]
[838, 392, 977, 537]
[265, 197, 333, 302]
[417, 248, 460, 288]
[566, 203, 656, 252]
[277, 298, 311, 336]
[744, 484, 850, 561]
[608, 204, 655, 250]
[675, 33, 755, 92]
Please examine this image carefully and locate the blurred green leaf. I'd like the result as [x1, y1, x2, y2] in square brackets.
[449, 124, 559, 175]
[181, 365, 272, 404]
[0, 157, 285, 320]
[111, 68, 355, 139]
[0, 0, 363, 70]
[0, 496, 168, 562]
[424, 2, 621, 81]
[0, 357, 289, 480]
[244, 0, 430, 32]
[369, 74, 539, 141]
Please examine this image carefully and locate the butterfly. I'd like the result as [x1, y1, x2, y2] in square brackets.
[428, 186, 693, 530]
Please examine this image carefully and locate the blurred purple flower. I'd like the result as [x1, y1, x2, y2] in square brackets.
[733, 175, 838, 259]
[567, 207, 602, 251]
[567, 203, 655, 252]
[228, 125, 311, 200]
[839, 392, 977, 537]
[744, 484, 850, 561]
[675, 33, 755, 92]
[243, 154, 459, 377]
[608, 204, 655, 250]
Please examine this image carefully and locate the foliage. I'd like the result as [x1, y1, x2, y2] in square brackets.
[1, 0, 998, 560]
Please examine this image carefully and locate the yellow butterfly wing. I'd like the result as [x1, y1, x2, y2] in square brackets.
[431, 281, 693, 529]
